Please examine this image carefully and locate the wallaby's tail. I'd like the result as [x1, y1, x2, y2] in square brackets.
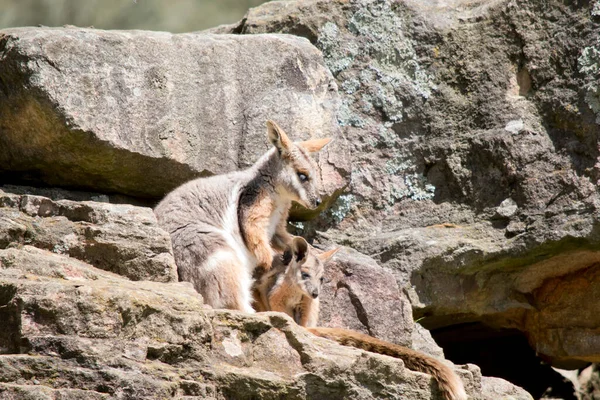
[307, 327, 467, 400]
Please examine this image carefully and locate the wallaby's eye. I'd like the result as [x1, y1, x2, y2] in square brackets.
[297, 172, 308, 182]
[320, 277, 324, 283]
[301, 272, 311, 280]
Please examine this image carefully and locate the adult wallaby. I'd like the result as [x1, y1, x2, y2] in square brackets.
[154, 120, 331, 313]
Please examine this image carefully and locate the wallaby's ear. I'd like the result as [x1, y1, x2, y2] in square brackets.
[298, 138, 332, 153]
[266, 120, 292, 154]
[291, 236, 309, 264]
[318, 247, 340, 263]
[281, 246, 293, 266]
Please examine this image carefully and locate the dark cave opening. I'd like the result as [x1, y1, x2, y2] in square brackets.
[430, 322, 579, 400]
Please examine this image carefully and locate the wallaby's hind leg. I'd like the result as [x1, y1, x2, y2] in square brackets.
[172, 230, 254, 313]
[197, 250, 255, 313]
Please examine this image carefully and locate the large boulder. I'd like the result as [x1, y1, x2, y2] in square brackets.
[0, 27, 348, 205]
[0, 242, 523, 400]
[219, 0, 600, 369]
[0, 15, 538, 398]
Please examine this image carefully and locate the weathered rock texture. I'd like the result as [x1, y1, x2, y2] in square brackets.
[0, 232, 529, 400]
[0, 184, 533, 399]
[318, 247, 415, 349]
[219, 0, 600, 369]
[0, 27, 348, 205]
[0, 187, 176, 282]
[0, 1, 564, 395]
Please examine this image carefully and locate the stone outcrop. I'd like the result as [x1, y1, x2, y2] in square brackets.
[319, 247, 415, 349]
[0, 186, 176, 282]
[0, 27, 348, 207]
[2, 0, 585, 394]
[0, 212, 531, 399]
[217, 0, 600, 371]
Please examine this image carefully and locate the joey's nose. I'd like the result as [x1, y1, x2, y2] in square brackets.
[311, 291, 319, 299]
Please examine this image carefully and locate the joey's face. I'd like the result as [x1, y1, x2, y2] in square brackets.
[295, 257, 325, 299]
[266, 120, 331, 210]
[284, 237, 340, 301]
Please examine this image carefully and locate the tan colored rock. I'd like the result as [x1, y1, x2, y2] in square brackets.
[0, 245, 484, 399]
[0, 187, 177, 282]
[0, 27, 348, 206]
[481, 377, 535, 400]
[0, 186, 532, 398]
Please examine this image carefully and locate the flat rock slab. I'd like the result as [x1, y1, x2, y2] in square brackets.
[0, 28, 347, 201]
[0, 186, 177, 282]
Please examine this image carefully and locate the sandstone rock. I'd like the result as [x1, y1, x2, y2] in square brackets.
[0, 2, 565, 396]
[0, 245, 486, 400]
[317, 246, 415, 348]
[0, 186, 177, 282]
[481, 377, 535, 400]
[222, 0, 600, 368]
[0, 27, 348, 207]
[0, 184, 533, 398]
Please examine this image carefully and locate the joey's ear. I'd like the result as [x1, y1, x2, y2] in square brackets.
[317, 247, 340, 263]
[298, 138, 332, 153]
[281, 247, 293, 266]
[266, 120, 292, 154]
[291, 236, 309, 264]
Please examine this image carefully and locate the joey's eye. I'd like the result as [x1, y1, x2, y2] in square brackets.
[297, 172, 308, 182]
[320, 277, 324, 283]
[301, 272, 311, 280]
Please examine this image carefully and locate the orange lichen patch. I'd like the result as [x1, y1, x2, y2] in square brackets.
[426, 223, 461, 229]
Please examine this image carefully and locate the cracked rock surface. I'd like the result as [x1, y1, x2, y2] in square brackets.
[0, 229, 529, 399]
[0, 2, 548, 397]
[0, 27, 348, 207]
[218, 0, 600, 368]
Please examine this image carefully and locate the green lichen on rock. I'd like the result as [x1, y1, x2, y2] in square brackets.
[317, 22, 357, 76]
[399, 174, 436, 202]
[310, 0, 439, 214]
[578, 43, 600, 124]
[316, 0, 435, 126]
[327, 194, 357, 224]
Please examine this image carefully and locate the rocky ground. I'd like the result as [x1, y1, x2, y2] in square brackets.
[1, 0, 599, 398]
[215, 0, 600, 396]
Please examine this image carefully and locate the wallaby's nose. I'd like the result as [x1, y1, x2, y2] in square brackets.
[311, 290, 319, 299]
